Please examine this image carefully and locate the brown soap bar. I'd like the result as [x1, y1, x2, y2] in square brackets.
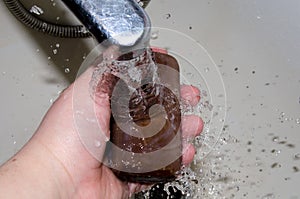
[108, 50, 182, 184]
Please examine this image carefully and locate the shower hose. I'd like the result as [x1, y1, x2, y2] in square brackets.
[3, 0, 150, 38]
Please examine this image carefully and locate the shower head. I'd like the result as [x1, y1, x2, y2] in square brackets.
[62, 0, 151, 48]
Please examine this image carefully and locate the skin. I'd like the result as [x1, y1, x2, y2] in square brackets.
[0, 49, 203, 199]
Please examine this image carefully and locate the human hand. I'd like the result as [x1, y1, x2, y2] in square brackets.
[0, 49, 203, 199]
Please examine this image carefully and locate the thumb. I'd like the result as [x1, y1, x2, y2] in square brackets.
[71, 45, 120, 162]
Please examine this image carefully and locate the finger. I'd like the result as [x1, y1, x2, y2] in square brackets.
[93, 73, 117, 138]
[94, 94, 111, 138]
[182, 115, 203, 139]
[128, 183, 151, 196]
[66, 46, 120, 161]
[140, 184, 151, 191]
[151, 46, 168, 54]
[91, 45, 121, 138]
[128, 183, 141, 196]
[180, 85, 201, 106]
[182, 143, 196, 165]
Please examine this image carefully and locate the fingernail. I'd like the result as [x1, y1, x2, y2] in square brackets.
[151, 46, 168, 54]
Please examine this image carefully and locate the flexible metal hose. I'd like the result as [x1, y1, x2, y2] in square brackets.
[3, 0, 151, 39]
[4, 0, 92, 38]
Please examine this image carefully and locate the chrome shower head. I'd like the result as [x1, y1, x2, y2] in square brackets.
[62, 0, 151, 48]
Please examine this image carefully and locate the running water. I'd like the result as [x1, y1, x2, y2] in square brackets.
[90, 48, 159, 98]
[90, 47, 226, 198]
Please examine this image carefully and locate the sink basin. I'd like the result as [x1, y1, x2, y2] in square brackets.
[1, 0, 300, 198]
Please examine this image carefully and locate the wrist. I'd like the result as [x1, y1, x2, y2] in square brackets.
[30, 138, 76, 197]
[0, 137, 74, 198]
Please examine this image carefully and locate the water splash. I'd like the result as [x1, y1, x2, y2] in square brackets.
[94, 140, 101, 148]
[53, 49, 58, 55]
[151, 31, 159, 40]
[64, 68, 70, 73]
[89, 47, 227, 198]
[90, 48, 159, 96]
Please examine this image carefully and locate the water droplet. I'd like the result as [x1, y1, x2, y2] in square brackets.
[42, 23, 47, 31]
[137, 0, 144, 7]
[165, 13, 171, 19]
[57, 90, 63, 95]
[294, 153, 300, 160]
[296, 118, 300, 124]
[271, 149, 281, 156]
[271, 162, 281, 168]
[122, 160, 130, 166]
[204, 67, 210, 72]
[13, 141, 16, 145]
[53, 49, 58, 54]
[29, 5, 44, 15]
[55, 43, 60, 48]
[261, 193, 275, 199]
[56, 16, 60, 21]
[64, 68, 70, 73]
[257, 16, 261, 20]
[50, 98, 54, 103]
[75, 110, 84, 115]
[36, 49, 40, 52]
[47, 56, 51, 60]
[151, 31, 159, 40]
[272, 136, 279, 142]
[94, 140, 101, 148]
[65, 58, 70, 62]
[104, 136, 109, 142]
[293, 166, 299, 172]
[52, 2, 56, 6]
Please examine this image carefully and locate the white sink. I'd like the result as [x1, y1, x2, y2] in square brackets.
[1, 0, 300, 198]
